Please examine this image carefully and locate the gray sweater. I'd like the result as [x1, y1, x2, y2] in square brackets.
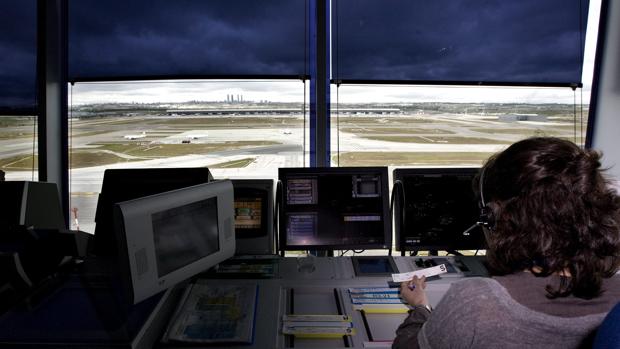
[393, 274, 620, 349]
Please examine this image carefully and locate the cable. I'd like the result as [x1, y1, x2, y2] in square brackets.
[335, 0, 341, 167]
[69, 83, 74, 228]
[303, 79, 307, 166]
[391, 180, 404, 256]
[578, 0, 584, 145]
[275, 180, 283, 256]
[336, 83, 340, 166]
[303, 0, 308, 167]
[31, 113, 37, 181]
[573, 87, 577, 144]
[580, 87, 584, 148]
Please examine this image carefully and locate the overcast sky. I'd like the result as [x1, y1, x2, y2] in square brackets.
[1, 0, 600, 108]
[70, 0, 600, 105]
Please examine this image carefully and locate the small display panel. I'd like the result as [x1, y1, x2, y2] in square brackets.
[353, 256, 397, 276]
[234, 198, 262, 230]
[279, 167, 391, 250]
[232, 185, 271, 240]
[152, 197, 219, 277]
[394, 168, 486, 252]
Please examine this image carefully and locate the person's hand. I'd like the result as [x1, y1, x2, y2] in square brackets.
[400, 275, 429, 307]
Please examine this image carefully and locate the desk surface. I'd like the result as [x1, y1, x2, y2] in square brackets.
[160, 255, 487, 349]
[0, 255, 486, 349]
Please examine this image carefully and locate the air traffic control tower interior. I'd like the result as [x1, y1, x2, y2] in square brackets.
[2, 0, 620, 348]
[0, 167, 490, 348]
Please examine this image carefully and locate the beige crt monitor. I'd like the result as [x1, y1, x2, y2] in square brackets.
[114, 180, 235, 304]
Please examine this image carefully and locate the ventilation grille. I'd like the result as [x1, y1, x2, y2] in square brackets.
[135, 248, 148, 276]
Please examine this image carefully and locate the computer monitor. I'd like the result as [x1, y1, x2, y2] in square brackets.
[393, 168, 486, 252]
[231, 179, 274, 255]
[278, 167, 391, 251]
[113, 180, 235, 305]
[94, 168, 213, 256]
[0, 181, 65, 231]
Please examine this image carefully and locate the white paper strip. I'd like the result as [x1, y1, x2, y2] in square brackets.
[391, 264, 448, 282]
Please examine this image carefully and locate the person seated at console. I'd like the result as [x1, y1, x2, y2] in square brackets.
[393, 137, 620, 349]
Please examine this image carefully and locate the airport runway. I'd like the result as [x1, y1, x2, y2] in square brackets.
[3, 113, 574, 233]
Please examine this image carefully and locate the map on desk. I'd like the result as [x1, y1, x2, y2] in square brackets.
[163, 283, 258, 344]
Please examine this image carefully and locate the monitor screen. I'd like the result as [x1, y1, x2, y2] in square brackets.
[393, 168, 486, 252]
[279, 167, 391, 250]
[234, 198, 262, 230]
[152, 197, 219, 277]
[233, 187, 269, 238]
[230, 179, 274, 255]
[0, 181, 65, 231]
[114, 180, 235, 305]
[94, 168, 213, 256]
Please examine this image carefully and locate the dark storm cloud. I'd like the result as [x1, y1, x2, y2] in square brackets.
[333, 0, 589, 84]
[0, 0, 592, 110]
[0, 0, 37, 111]
[68, 0, 307, 79]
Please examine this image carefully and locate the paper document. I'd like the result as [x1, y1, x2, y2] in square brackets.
[164, 283, 258, 344]
[391, 264, 448, 282]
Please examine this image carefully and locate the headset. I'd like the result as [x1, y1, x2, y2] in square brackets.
[476, 166, 494, 230]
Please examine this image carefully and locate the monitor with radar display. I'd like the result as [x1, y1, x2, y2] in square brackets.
[393, 168, 486, 252]
[278, 167, 391, 251]
[113, 180, 235, 305]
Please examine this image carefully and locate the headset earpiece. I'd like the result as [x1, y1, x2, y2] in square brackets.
[478, 205, 494, 229]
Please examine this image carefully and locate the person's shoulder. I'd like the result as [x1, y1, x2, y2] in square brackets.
[602, 274, 620, 298]
[451, 276, 503, 294]
[605, 273, 620, 285]
[439, 277, 506, 309]
[421, 278, 506, 346]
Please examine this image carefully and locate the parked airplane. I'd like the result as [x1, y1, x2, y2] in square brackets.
[186, 133, 207, 140]
[123, 131, 146, 140]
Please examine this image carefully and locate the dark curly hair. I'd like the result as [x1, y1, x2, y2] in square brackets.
[476, 137, 620, 299]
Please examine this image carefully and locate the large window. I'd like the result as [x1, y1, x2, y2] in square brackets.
[69, 80, 307, 233]
[0, 116, 39, 181]
[66, 0, 311, 232]
[0, 1, 38, 181]
[69, 0, 308, 80]
[332, 0, 589, 86]
[330, 85, 588, 168]
[0, 0, 37, 113]
[330, 0, 599, 170]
